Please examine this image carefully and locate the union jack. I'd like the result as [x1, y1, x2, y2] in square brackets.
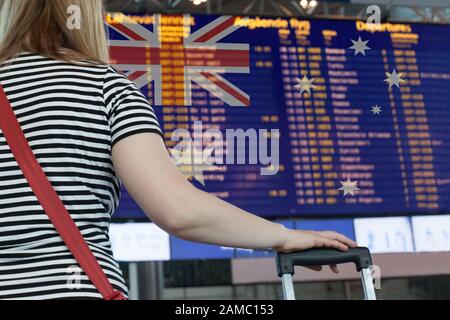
[108, 14, 250, 107]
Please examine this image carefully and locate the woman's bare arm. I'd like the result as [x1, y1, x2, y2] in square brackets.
[112, 133, 356, 255]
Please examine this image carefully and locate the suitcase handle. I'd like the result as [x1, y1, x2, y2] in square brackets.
[276, 247, 372, 277]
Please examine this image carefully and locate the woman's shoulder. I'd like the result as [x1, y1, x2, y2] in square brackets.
[103, 64, 139, 91]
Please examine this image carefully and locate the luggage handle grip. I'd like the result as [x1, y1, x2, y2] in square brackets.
[276, 247, 373, 277]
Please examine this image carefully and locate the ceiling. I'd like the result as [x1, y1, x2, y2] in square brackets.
[104, 0, 450, 24]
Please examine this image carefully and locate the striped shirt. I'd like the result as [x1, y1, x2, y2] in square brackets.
[0, 52, 162, 300]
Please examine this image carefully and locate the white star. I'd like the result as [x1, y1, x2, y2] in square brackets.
[371, 105, 382, 115]
[385, 69, 406, 88]
[338, 178, 360, 197]
[349, 36, 371, 56]
[294, 75, 316, 94]
[170, 143, 218, 186]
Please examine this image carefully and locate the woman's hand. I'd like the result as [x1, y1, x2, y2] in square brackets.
[273, 229, 358, 273]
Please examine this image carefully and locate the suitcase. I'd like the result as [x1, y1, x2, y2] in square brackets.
[276, 247, 377, 300]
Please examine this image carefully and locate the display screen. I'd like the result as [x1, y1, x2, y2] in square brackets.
[108, 13, 450, 220]
[354, 217, 415, 253]
[411, 215, 450, 252]
[110, 223, 171, 261]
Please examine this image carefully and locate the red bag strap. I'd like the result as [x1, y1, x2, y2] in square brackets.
[0, 84, 126, 300]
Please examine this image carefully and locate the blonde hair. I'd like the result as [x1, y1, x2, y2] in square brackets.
[0, 0, 109, 65]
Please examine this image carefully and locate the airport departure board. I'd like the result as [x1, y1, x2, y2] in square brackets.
[107, 14, 450, 219]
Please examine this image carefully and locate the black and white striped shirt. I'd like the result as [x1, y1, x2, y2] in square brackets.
[0, 52, 162, 300]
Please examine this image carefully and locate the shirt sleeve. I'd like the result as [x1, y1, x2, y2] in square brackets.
[103, 66, 163, 147]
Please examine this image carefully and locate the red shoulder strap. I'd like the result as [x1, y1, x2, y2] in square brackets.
[0, 85, 126, 300]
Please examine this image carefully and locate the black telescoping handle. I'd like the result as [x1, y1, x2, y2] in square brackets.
[276, 247, 372, 277]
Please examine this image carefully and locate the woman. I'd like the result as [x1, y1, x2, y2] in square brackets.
[0, 0, 356, 300]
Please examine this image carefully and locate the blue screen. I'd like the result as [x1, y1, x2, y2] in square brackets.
[108, 14, 450, 220]
[170, 237, 235, 260]
[294, 219, 355, 240]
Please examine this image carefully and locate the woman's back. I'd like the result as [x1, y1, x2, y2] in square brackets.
[0, 52, 161, 299]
